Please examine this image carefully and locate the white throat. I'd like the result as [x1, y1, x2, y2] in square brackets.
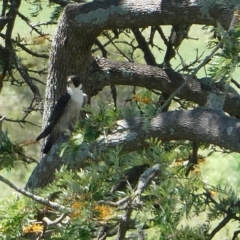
[67, 86, 83, 107]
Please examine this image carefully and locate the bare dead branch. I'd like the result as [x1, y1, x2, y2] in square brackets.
[131, 28, 157, 65]
[10, 48, 41, 99]
[42, 214, 68, 226]
[31, 77, 46, 85]
[0, 175, 68, 211]
[155, 26, 169, 46]
[103, 31, 132, 62]
[176, 49, 205, 73]
[192, 40, 223, 77]
[17, 11, 48, 37]
[31, 21, 57, 27]
[4, 116, 41, 127]
[16, 41, 49, 58]
[135, 164, 161, 195]
[3, 0, 21, 78]
[98, 196, 130, 208]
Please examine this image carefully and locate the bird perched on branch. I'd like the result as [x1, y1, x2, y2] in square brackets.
[36, 75, 85, 154]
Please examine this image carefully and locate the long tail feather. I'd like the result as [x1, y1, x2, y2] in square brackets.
[36, 123, 54, 141]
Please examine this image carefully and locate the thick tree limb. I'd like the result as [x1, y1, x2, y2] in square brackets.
[26, 108, 240, 189]
[97, 109, 240, 152]
[89, 57, 240, 118]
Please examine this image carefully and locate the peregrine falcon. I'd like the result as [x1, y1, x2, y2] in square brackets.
[36, 75, 84, 154]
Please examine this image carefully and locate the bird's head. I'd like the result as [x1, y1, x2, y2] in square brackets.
[67, 75, 82, 90]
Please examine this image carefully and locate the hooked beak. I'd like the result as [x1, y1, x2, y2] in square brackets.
[67, 78, 72, 85]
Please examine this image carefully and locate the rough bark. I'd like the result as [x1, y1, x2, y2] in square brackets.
[44, 0, 234, 128]
[28, 0, 240, 189]
[26, 108, 240, 189]
[89, 57, 240, 118]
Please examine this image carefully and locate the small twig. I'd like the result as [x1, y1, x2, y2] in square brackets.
[231, 78, 240, 89]
[160, 18, 235, 112]
[10, 48, 41, 99]
[4, 116, 41, 127]
[98, 164, 161, 211]
[131, 28, 157, 66]
[176, 49, 205, 73]
[32, 21, 57, 27]
[103, 32, 133, 62]
[42, 214, 68, 226]
[0, 115, 6, 135]
[92, 37, 118, 53]
[0, 32, 49, 59]
[160, 75, 189, 112]
[27, 67, 48, 76]
[160, 37, 223, 112]
[98, 196, 130, 208]
[15, 149, 39, 164]
[94, 38, 108, 57]
[192, 40, 223, 77]
[155, 26, 169, 46]
[17, 11, 46, 36]
[22, 96, 39, 121]
[0, 115, 6, 121]
[0, 175, 68, 211]
[31, 77, 46, 85]
[16, 42, 49, 58]
[208, 214, 232, 239]
[232, 230, 240, 240]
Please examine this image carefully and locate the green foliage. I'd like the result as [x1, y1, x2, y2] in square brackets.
[1, 127, 240, 239]
[60, 97, 160, 157]
[208, 23, 240, 83]
[0, 195, 31, 239]
[2, 101, 240, 239]
[0, 131, 27, 170]
[25, 0, 43, 17]
[49, 6, 64, 22]
[2, 1, 240, 239]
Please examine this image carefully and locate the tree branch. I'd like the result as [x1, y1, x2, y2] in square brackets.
[0, 175, 68, 211]
[10, 49, 41, 99]
[45, 0, 234, 114]
[135, 164, 161, 195]
[89, 57, 240, 118]
[131, 28, 157, 66]
[26, 108, 240, 189]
